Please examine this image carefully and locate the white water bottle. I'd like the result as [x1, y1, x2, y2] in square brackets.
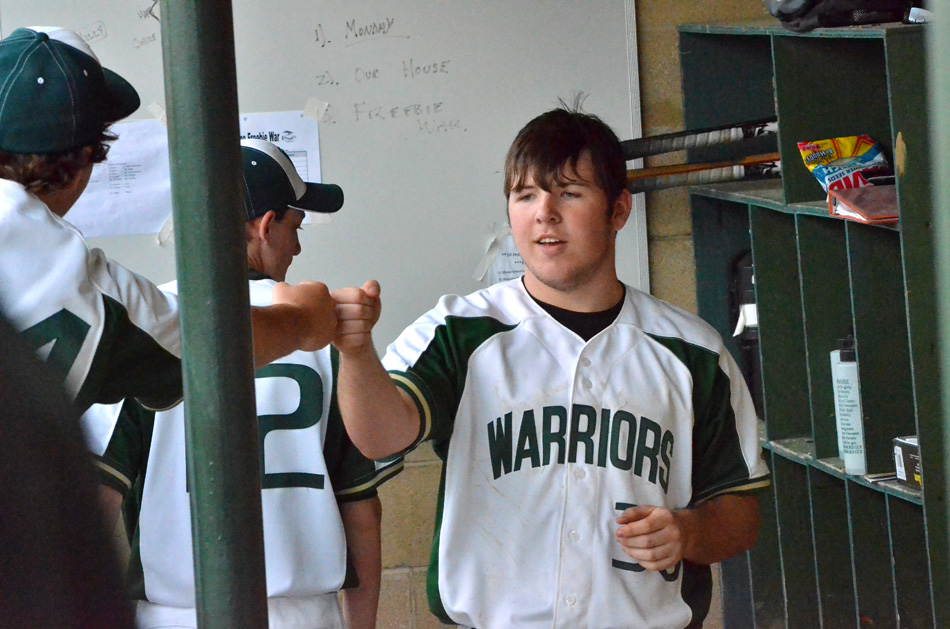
[830, 336, 866, 475]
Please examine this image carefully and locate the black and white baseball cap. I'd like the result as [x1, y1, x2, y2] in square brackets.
[0, 26, 140, 153]
[240, 138, 344, 221]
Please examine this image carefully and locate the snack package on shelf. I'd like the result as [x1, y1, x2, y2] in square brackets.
[828, 184, 899, 226]
[798, 134, 892, 192]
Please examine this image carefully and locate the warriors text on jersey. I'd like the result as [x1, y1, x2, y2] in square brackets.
[84, 277, 402, 610]
[0, 179, 181, 412]
[382, 278, 769, 629]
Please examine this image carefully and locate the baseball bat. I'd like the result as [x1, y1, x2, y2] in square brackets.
[626, 152, 781, 182]
[627, 153, 781, 194]
[622, 117, 778, 161]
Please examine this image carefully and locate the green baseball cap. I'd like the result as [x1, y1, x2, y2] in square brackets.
[0, 26, 140, 153]
[240, 139, 344, 221]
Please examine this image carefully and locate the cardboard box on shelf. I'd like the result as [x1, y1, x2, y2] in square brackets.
[893, 435, 921, 490]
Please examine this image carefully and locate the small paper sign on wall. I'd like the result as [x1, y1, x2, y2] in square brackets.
[67, 110, 323, 238]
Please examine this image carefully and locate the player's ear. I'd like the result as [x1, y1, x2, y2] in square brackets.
[246, 212, 271, 244]
[611, 189, 632, 232]
[257, 210, 278, 240]
[64, 170, 86, 192]
[64, 150, 94, 192]
[73, 146, 94, 170]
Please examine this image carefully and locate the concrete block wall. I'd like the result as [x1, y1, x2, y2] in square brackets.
[377, 442, 444, 628]
[375, 2, 772, 626]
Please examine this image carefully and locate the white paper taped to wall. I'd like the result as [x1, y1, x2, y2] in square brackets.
[149, 103, 176, 247]
[68, 118, 172, 239]
[472, 222, 525, 285]
[67, 109, 327, 239]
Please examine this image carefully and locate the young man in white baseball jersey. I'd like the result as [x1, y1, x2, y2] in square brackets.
[0, 27, 337, 414]
[86, 139, 402, 629]
[333, 107, 770, 628]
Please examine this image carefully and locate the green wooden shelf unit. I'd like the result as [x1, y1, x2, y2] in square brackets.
[679, 20, 944, 628]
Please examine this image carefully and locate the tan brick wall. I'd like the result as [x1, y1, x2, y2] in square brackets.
[377, 442, 444, 628]
[637, 0, 770, 313]
[375, 2, 769, 626]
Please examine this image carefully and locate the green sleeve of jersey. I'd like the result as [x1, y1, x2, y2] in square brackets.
[97, 399, 153, 496]
[646, 333, 767, 503]
[75, 295, 182, 413]
[326, 349, 404, 502]
[389, 314, 517, 455]
[334, 459, 403, 504]
[690, 354, 768, 502]
[389, 369, 442, 454]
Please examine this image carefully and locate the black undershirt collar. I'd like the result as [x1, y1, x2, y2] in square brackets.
[526, 280, 626, 342]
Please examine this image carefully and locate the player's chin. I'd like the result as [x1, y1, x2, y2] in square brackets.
[528, 269, 584, 293]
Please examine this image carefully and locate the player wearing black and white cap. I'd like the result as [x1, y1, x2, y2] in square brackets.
[333, 106, 769, 628]
[0, 27, 337, 413]
[84, 139, 401, 629]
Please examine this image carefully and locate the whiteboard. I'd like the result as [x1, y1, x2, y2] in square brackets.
[0, 1, 646, 347]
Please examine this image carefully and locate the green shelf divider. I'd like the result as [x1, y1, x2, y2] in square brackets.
[748, 453, 785, 629]
[750, 208, 811, 439]
[809, 469, 857, 627]
[848, 483, 898, 628]
[795, 214, 852, 458]
[887, 496, 934, 628]
[845, 221, 916, 474]
[774, 456, 821, 627]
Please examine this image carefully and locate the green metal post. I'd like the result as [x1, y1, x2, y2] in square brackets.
[159, 2, 268, 626]
[928, 6, 950, 627]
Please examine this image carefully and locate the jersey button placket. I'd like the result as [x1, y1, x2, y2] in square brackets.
[556, 354, 596, 628]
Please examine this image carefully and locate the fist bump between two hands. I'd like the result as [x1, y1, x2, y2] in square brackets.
[330, 280, 381, 353]
[271, 279, 380, 353]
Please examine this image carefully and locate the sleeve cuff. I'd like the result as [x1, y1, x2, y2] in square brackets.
[95, 457, 133, 495]
[335, 458, 404, 503]
[692, 476, 771, 504]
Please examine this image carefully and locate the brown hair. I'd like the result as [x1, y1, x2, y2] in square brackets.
[504, 99, 627, 210]
[0, 129, 115, 194]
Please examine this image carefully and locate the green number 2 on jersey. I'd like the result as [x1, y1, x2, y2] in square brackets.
[21, 309, 91, 384]
[256, 363, 325, 490]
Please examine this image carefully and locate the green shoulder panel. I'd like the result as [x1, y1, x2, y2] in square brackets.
[76, 294, 182, 413]
[394, 315, 517, 453]
[644, 333, 752, 503]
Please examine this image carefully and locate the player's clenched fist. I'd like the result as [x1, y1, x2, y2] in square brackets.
[615, 505, 687, 572]
[331, 280, 381, 354]
[273, 280, 337, 351]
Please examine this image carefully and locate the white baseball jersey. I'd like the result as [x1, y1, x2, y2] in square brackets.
[0, 179, 181, 413]
[84, 277, 402, 614]
[382, 278, 769, 629]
